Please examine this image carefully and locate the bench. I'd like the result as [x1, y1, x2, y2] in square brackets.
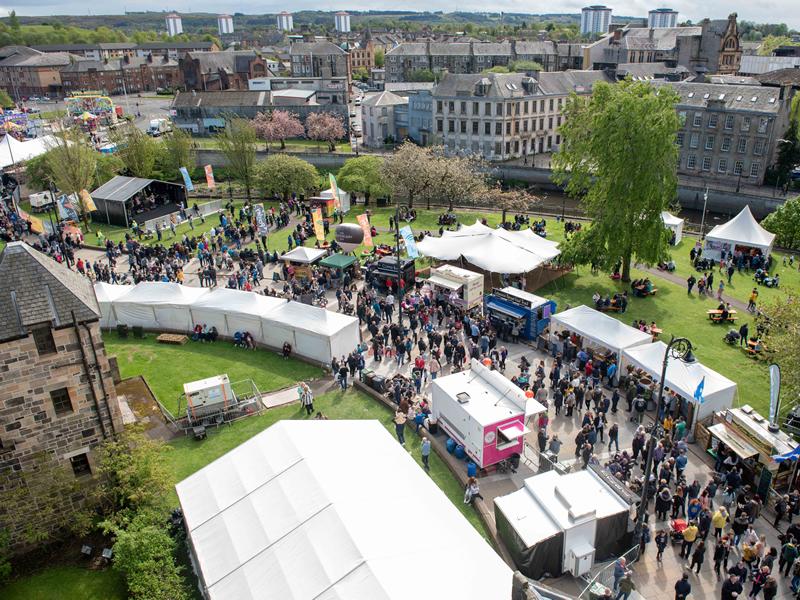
[156, 333, 188, 345]
[597, 304, 623, 312]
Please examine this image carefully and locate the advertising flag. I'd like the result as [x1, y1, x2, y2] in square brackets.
[399, 225, 419, 259]
[357, 213, 373, 247]
[79, 189, 96, 213]
[328, 173, 341, 210]
[769, 363, 781, 425]
[253, 203, 269, 236]
[57, 194, 80, 222]
[204, 164, 216, 190]
[179, 167, 194, 192]
[312, 208, 325, 241]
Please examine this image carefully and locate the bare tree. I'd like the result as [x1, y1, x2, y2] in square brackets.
[428, 150, 488, 211]
[215, 117, 257, 200]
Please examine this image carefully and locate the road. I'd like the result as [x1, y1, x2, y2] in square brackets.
[23, 94, 173, 132]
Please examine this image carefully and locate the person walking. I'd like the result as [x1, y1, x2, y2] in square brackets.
[656, 529, 669, 563]
[393, 409, 407, 446]
[689, 540, 706, 574]
[680, 521, 699, 559]
[748, 565, 770, 598]
[674, 572, 691, 600]
[608, 423, 620, 453]
[338, 362, 349, 390]
[761, 576, 777, 600]
[748, 288, 759, 312]
[713, 507, 729, 539]
[615, 575, 635, 600]
[714, 537, 728, 577]
[779, 538, 798, 577]
[298, 382, 314, 415]
[722, 574, 744, 600]
[420, 437, 431, 471]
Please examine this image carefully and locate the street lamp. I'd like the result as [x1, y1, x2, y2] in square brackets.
[634, 335, 696, 541]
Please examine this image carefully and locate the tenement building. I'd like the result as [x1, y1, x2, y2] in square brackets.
[0, 242, 123, 546]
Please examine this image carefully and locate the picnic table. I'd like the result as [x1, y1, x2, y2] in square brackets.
[650, 327, 663, 337]
[746, 339, 765, 357]
[707, 309, 737, 323]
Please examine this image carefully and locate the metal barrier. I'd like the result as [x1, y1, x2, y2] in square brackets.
[143, 198, 223, 233]
[577, 545, 640, 599]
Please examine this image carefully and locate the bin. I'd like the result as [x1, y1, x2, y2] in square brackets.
[454, 444, 466, 460]
[446, 438, 456, 454]
[467, 462, 477, 477]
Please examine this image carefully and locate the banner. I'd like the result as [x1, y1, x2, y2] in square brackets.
[57, 194, 80, 222]
[769, 363, 781, 425]
[312, 208, 325, 241]
[179, 167, 194, 192]
[328, 173, 341, 210]
[79, 189, 96, 213]
[357, 213, 373, 247]
[253, 203, 268, 236]
[399, 225, 419, 259]
[16, 207, 44, 234]
[204, 164, 216, 190]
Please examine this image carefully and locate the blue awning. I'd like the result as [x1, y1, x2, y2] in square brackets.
[202, 118, 226, 128]
[486, 300, 527, 319]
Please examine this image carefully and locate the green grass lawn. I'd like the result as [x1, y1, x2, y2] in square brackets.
[103, 333, 323, 416]
[0, 566, 126, 600]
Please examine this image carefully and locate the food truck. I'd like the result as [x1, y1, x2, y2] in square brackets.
[484, 287, 556, 340]
[426, 265, 484, 311]
[431, 359, 546, 469]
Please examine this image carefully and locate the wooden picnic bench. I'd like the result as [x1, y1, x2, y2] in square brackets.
[156, 333, 188, 345]
[597, 304, 623, 312]
[707, 309, 737, 323]
[746, 339, 765, 357]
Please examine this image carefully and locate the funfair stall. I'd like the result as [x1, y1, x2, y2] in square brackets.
[112, 282, 209, 331]
[549, 305, 652, 367]
[426, 264, 484, 311]
[485, 287, 556, 341]
[704, 206, 776, 261]
[431, 359, 546, 469]
[661, 211, 684, 245]
[495, 466, 634, 579]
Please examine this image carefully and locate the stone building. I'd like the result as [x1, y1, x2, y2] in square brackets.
[0, 45, 74, 100]
[179, 50, 269, 91]
[0, 242, 123, 545]
[289, 41, 349, 80]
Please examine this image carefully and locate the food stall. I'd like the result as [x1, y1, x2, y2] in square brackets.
[431, 359, 546, 470]
[281, 246, 327, 281]
[426, 264, 484, 311]
[318, 253, 360, 288]
[485, 287, 556, 341]
[705, 405, 797, 497]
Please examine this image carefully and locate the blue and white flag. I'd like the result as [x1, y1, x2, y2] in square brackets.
[57, 194, 80, 222]
[399, 225, 419, 259]
[179, 167, 194, 192]
[773, 445, 800, 463]
[693, 376, 705, 404]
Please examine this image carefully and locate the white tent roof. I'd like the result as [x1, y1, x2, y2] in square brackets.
[705, 206, 776, 250]
[177, 420, 512, 600]
[282, 246, 327, 264]
[550, 305, 652, 354]
[266, 300, 356, 337]
[93, 282, 133, 304]
[191, 287, 286, 316]
[418, 220, 560, 274]
[115, 281, 210, 305]
[0, 135, 56, 168]
[661, 211, 684, 227]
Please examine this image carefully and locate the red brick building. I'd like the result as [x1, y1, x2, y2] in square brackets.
[179, 50, 268, 91]
[60, 53, 181, 94]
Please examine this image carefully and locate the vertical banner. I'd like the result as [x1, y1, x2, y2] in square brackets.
[179, 167, 194, 192]
[312, 208, 325, 241]
[79, 189, 96, 213]
[57, 194, 80, 222]
[399, 225, 419, 259]
[356, 213, 373, 247]
[328, 173, 341, 210]
[204, 164, 216, 190]
[769, 363, 781, 425]
[253, 203, 269, 236]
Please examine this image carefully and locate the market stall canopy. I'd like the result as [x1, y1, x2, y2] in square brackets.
[705, 206, 776, 252]
[417, 220, 560, 274]
[318, 253, 356, 269]
[550, 305, 652, 355]
[93, 281, 133, 328]
[176, 420, 513, 600]
[281, 246, 327, 264]
[190, 287, 286, 317]
[708, 423, 758, 460]
[0, 134, 56, 168]
[622, 341, 737, 421]
[661, 211, 684, 227]
[427, 274, 463, 290]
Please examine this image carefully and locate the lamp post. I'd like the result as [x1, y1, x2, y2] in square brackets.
[634, 335, 696, 542]
[393, 196, 403, 326]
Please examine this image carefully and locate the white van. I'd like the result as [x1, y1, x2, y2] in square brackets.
[148, 118, 171, 136]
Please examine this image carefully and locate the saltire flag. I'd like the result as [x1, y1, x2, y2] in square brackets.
[312, 208, 325, 241]
[693, 376, 705, 404]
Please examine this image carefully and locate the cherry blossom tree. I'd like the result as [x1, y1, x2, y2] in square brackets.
[252, 110, 304, 150]
[305, 112, 346, 152]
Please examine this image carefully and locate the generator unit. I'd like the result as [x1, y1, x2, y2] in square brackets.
[184, 375, 235, 420]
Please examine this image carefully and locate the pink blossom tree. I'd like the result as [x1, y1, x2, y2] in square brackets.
[252, 110, 304, 150]
[305, 112, 346, 152]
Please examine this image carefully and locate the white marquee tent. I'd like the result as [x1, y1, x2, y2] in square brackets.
[0, 134, 56, 168]
[661, 211, 684, 245]
[94, 281, 133, 328]
[189, 288, 287, 342]
[112, 282, 209, 331]
[550, 305, 652, 364]
[176, 420, 512, 600]
[704, 206, 776, 260]
[622, 341, 737, 423]
[417, 220, 560, 274]
[281, 246, 327, 264]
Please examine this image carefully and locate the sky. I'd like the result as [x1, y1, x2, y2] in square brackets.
[5, 0, 800, 30]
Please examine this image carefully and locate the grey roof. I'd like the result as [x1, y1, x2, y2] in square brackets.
[289, 41, 346, 56]
[739, 55, 800, 75]
[386, 43, 429, 57]
[757, 68, 800, 87]
[384, 82, 436, 93]
[472, 42, 512, 56]
[33, 42, 134, 52]
[0, 242, 99, 341]
[184, 50, 258, 74]
[0, 45, 74, 68]
[60, 55, 178, 73]
[650, 81, 783, 114]
[92, 176, 156, 203]
[172, 90, 272, 109]
[513, 40, 557, 55]
[620, 26, 701, 51]
[137, 41, 215, 50]
[615, 62, 688, 79]
[703, 74, 761, 86]
[361, 90, 408, 107]
[434, 72, 539, 99]
[537, 70, 614, 95]
[428, 43, 473, 56]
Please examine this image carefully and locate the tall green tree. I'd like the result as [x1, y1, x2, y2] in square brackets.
[254, 154, 318, 199]
[374, 47, 385, 68]
[758, 295, 800, 418]
[336, 155, 388, 205]
[553, 80, 680, 281]
[216, 117, 257, 200]
[0, 88, 13, 108]
[157, 128, 195, 180]
[774, 95, 800, 189]
[112, 124, 159, 179]
[763, 195, 800, 249]
[45, 129, 98, 230]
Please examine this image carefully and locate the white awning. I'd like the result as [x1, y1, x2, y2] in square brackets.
[498, 422, 530, 441]
[427, 274, 463, 291]
[708, 423, 758, 460]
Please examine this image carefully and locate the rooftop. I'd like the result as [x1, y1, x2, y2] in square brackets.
[172, 90, 272, 109]
[651, 80, 783, 113]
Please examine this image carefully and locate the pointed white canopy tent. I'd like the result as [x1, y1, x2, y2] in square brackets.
[661, 211, 684, 245]
[704, 206, 776, 260]
[550, 305, 652, 364]
[0, 134, 56, 168]
[176, 420, 513, 600]
[112, 282, 210, 331]
[189, 288, 286, 342]
[94, 282, 133, 328]
[621, 341, 737, 424]
[281, 246, 327, 264]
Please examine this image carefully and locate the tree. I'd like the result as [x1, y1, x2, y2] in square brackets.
[216, 117, 257, 199]
[553, 79, 680, 281]
[382, 142, 436, 209]
[485, 185, 536, 224]
[763, 195, 800, 249]
[254, 154, 319, 199]
[427, 150, 488, 211]
[94, 153, 125, 187]
[45, 129, 98, 230]
[157, 128, 195, 180]
[484, 65, 510, 74]
[8, 11, 19, 31]
[758, 295, 800, 417]
[510, 60, 544, 72]
[353, 66, 370, 82]
[305, 112, 346, 152]
[407, 69, 436, 82]
[336, 155, 388, 205]
[774, 95, 800, 189]
[0, 88, 13, 108]
[374, 47, 385, 68]
[111, 124, 159, 179]
[252, 110, 304, 150]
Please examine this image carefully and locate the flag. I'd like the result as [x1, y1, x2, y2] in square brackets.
[357, 213, 373, 247]
[399, 225, 419, 259]
[179, 167, 194, 192]
[693, 376, 705, 404]
[773, 445, 800, 463]
[312, 208, 325, 241]
[79, 189, 96, 213]
[328, 173, 341, 210]
[57, 194, 80, 222]
[204, 164, 216, 190]
[769, 363, 781, 425]
[253, 203, 268, 236]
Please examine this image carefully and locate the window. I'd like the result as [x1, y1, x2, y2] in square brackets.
[523, 120, 529, 132]
[733, 160, 744, 175]
[472, 102, 479, 115]
[460, 101, 466, 114]
[692, 113, 702, 127]
[472, 121, 479, 134]
[524, 101, 529, 114]
[754, 139, 764, 156]
[686, 155, 697, 170]
[506, 122, 511, 135]
[750, 162, 761, 178]
[50, 388, 73, 416]
[705, 136, 714, 150]
[718, 158, 728, 173]
[70, 453, 91, 478]
[741, 116, 750, 132]
[436, 100, 443, 113]
[460, 120, 467, 134]
[494, 142, 501, 156]
[549, 99, 554, 111]
[689, 133, 699, 149]
[702, 156, 712, 171]
[737, 138, 747, 153]
[539, 100, 545, 112]
[724, 115, 734, 130]
[757, 118, 768, 134]
[678, 111, 687, 125]
[676, 132, 685, 147]
[485, 122, 491, 135]
[514, 121, 519, 134]
[495, 122, 502, 135]
[484, 102, 491, 116]
[721, 137, 731, 152]
[437, 119, 443, 133]
[708, 114, 718, 128]
[448, 101, 454, 112]
[496, 103, 503, 116]
[32, 325, 57, 356]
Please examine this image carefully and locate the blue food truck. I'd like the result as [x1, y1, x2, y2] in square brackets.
[484, 287, 556, 341]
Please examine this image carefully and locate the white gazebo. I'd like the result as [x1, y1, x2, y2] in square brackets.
[704, 206, 776, 260]
[281, 246, 327, 264]
[661, 211, 684, 245]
